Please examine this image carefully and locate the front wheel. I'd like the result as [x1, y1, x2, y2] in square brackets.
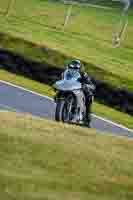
[55, 100, 65, 122]
[55, 95, 76, 123]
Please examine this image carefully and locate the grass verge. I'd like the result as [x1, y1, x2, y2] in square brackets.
[0, 111, 133, 200]
[0, 0, 133, 90]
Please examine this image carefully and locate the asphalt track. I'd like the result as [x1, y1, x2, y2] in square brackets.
[0, 81, 133, 138]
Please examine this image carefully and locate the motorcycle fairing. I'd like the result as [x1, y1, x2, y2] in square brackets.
[54, 80, 82, 91]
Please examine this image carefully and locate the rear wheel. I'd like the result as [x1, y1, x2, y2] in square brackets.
[85, 100, 92, 127]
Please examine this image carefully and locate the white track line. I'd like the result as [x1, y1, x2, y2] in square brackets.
[0, 80, 53, 101]
[0, 102, 20, 112]
[92, 114, 133, 133]
[0, 80, 133, 133]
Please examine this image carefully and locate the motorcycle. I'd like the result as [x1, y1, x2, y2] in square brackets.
[53, 68, 95, 127]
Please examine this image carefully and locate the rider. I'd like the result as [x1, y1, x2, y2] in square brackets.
[64, 59, 95, 125]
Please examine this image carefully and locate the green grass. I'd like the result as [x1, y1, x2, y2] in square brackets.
[0, 111, 133, 200]
[0, 0, 133, 90]
[0, 0, 9, 13]
[0, 69, 133, 130]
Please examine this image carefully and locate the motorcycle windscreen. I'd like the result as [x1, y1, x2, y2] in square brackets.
[64, 69, 81, 81]
[54, 80, 82, 91]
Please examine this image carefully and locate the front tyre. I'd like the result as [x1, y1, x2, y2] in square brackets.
[55, 100, 65, 122]
[55, 94, 76, 123]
